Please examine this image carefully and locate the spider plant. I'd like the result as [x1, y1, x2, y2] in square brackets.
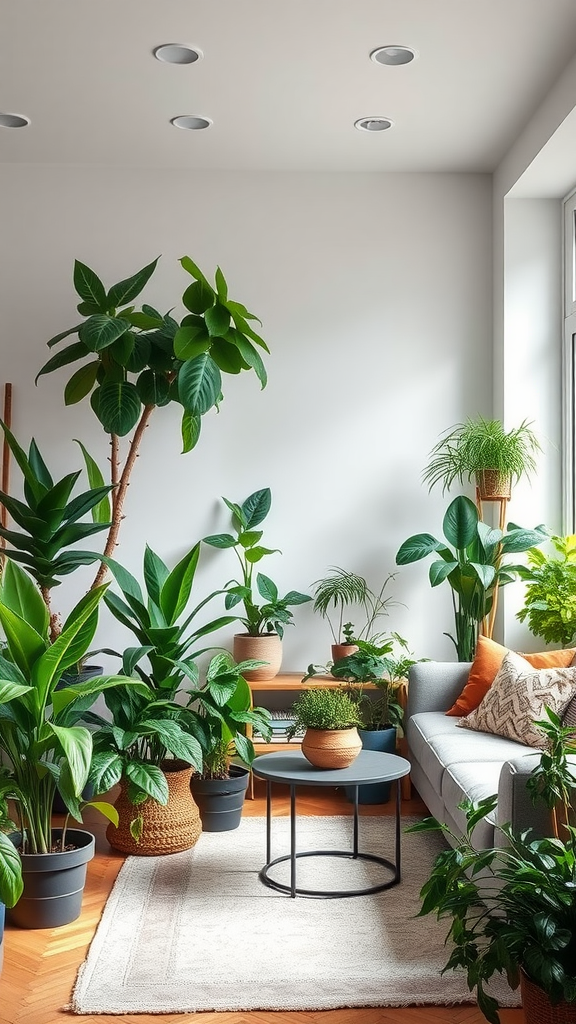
[422, 417, 541, 495]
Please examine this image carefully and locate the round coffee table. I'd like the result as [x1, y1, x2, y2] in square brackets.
[251, 748, 411, 899]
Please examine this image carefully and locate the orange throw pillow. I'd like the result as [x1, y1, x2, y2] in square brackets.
[446, 635, 576, 716]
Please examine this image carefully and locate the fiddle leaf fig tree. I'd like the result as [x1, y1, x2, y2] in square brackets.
[37, 257, 269, 593]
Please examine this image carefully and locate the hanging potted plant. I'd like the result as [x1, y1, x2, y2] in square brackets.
[203, 488, 311, 680]
[310, 566, 398, 666]
[286, 687, 362, 769]
[408, 708, 576, 1024]
[187, 653, 272, 831]
[422, 416, 541, 500]
[0, 561, 128, 928]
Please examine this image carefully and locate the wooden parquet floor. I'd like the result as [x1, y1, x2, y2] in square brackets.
[1, 782, 525, 1024]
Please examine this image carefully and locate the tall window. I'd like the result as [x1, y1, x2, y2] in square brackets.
[563, 189, 576, 532]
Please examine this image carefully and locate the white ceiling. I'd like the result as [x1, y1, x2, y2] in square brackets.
[2, 0, 576, 174]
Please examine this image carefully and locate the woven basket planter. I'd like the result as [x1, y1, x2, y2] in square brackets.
[520, 970, 576, 1023]
[106, 760, 202, 856]
[301, 726, 362, 769]
[233, 633, 282, 680]
[475, 469, 512, 500]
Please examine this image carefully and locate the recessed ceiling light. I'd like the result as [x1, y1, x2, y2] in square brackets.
[354, 117, 394, 132]
[153, 43, 203, 65]
[370, 45, 417, 66]
[170, 115, 212, 131]
[0, 112, 30, 129]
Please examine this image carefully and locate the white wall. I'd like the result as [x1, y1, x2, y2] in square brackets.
[0, 166, 492, 668]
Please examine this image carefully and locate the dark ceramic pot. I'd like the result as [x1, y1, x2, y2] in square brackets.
[344, 727, 397, 804]
[190, 764, 250, 832]
[8, 828, 95, 929]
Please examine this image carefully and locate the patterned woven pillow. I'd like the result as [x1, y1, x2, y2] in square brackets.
[563, 653, 576, 729]
[457, 650, 576, 748]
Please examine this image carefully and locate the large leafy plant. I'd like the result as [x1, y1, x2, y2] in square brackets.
[185, 653, 272, 779]
[396, 495, 548, 661]
[0, 781, 23, 909]
[517, 534, 576, 647]
[203, 487, 311, 636]
[37, 257, 269, 590]
[0, 561, 130, 853]
[409, 709, 576, 1024]
[329, 636, 417, 732]
[0, 423, 112, 641]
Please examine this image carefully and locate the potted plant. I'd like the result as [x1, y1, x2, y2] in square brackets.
[36, 255, 270, 594]
[422, 416, 541, 499]
[0, 561, 127, 928]
[0, 782, 23, 976]
[310, 566, 397, 665]
[187, 653, 272, 831]
[330, 637, 412, 803]
[517, 534, 576, 647]
[396, 494, 548, 660]
[286, 687, 362, 769]
[409, 708, 576, 1024]
[203, 487, 311, 680]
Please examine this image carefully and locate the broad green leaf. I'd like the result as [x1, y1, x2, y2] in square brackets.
[443, 495, 478, 550]
[159, 544, 200, 624]
[282, 590, 312, 606]
[110, 329, 135, 367]
[0, 679, 32, 704]
[118, 311, 163, 330]
[245, 545, 278, 563]
[143, 545, 170, 608]
[107, 257, 159, 309]
[241, 488, 271, 529]
[27, 440, 52, 490]
[225, 329, 267, 388]
[429, 559, 458, 586]
[173, 323, 211, 361]
[88, 750, 124, 793]
[0, 560, 50, 637]
[64, 361, 100, 405]
[97, 381, 142, 435]
[229, 308, 270, 353]
[179, 255, 211, 288]
[0, 421, 44, 505]
[73, 260, 107, 309]
[136, 369, 171, 407]
[178, 353, 222, 415]
[182, 280, 214, 314]
[35, 340, 90, 383]
[396, 534, 441, 564]
[500, 527, 550, 553]
[46, 323, 85, 349]
[74, 440, 112, 524]
[205, 302, 230, 337]
[125, 333, 152, 373]
[0, 831, 23, 908]
[125, 761, 169, 804]
[49, 723, 92, 796]
[79, 315, 130, 352]
[181, 411, 201, 453]
[32, 585, 108, 709]
[211, 339, 243, 374]
[214, 266, 228, 301]
[85, 800, 119, 826]
[257, 573, 278, 602]
[469, 562, 496, 588]
[203, 533, 237, 549]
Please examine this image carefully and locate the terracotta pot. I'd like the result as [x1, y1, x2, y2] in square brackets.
[331, 643, 359, 672]
[520, 969, 576, 1023]
[301, 727, 362, 769]
[233, 633, 282, 680]
[475, 469, 512, 500]
[106, 759, 202, 856]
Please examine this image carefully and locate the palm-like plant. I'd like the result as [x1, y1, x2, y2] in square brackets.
[311, 566, 397, 645]
[422, 417, 541, 495]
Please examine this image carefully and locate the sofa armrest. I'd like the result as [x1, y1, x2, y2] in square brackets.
[497, 753, 576, 841]
[407, 661, 471, 718]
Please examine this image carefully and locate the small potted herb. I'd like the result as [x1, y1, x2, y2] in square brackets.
[286, 687, 362, 769]
[203, 487, 311, 679]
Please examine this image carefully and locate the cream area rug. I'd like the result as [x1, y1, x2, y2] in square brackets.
[71, 815, 521, 1014]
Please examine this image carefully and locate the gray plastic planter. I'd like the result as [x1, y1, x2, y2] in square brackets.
[8, 829, 95, 929]
[190, 765, 249, 832]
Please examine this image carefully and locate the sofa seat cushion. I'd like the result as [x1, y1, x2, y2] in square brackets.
[408, 711, 534, 794]
[441, 761, 504, 848]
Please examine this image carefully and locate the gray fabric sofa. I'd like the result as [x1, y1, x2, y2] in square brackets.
[406, 661, 566, 849]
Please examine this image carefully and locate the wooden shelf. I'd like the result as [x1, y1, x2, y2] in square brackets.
[248, 672, 377, 691]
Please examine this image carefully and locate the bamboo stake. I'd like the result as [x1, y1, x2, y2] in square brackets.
[0, 382, 13, 550]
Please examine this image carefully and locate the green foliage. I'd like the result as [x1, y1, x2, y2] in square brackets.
[0, 561, 133, 853]
[329, 636, 419, 732]
[311, 566, 397, 645]
[409, 709, 576, 1023]
[38, 257, 268, 441]
[517, 535, 576, 647]
[395, 495, 548, 661]
[0, 779, 23, 908]
[0, 423, 112, 592]
[185, 653, 272, 779]
[286, 687, 362, 737]
[423, 417, 541, 495]
[203, 487, 311, 636]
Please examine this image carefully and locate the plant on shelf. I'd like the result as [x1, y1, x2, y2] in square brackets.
[330, 638, 412, 734]
[408, 708, 576, 1024]
[422, 416, 541, 499]
[286, 686, 362, 769]
[516, 534, 576, 647]
[395, 494, 548, 661]
[36, 256, 270, 593]
[203, 487, 311, 678]
[310, 566, 398, 660]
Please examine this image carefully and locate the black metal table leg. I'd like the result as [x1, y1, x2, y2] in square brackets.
[290, 785, 296, 898]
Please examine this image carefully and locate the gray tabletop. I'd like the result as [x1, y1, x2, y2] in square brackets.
[252, 749, 411, 786]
